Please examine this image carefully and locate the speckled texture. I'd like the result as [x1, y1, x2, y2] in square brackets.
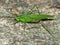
[0, 0, 60, 45]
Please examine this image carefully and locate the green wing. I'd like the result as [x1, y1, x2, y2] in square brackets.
[21, 14, 53, 19]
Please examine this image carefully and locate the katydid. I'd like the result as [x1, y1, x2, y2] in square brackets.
[14, 10, 55, 38]
[15, 14, 54, 23]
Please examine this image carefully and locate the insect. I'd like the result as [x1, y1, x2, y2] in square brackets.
[12, 8, 55, 38]
[15, 14, 54, 23]
[10, 8, 54, 23]
[11, 6, 54, 23]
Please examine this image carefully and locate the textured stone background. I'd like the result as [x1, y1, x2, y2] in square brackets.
[0, 0, 60, 45]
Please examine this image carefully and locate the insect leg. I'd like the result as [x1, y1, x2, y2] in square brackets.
[40, 21, 56, 39]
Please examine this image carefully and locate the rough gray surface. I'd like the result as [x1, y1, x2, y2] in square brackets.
[0, 0, 60, 45]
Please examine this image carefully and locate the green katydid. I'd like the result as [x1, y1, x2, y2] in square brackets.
[15, 14, 54, 23]
[13, 8, 55, 38]
[11, 5, 54, 23]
